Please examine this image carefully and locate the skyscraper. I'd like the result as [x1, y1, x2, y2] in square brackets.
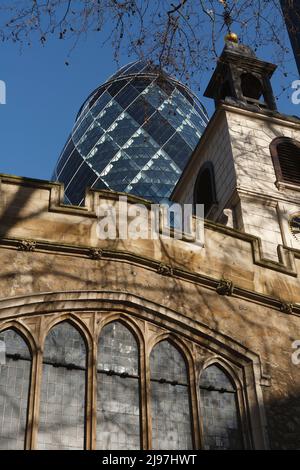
[52, 61, 208, 205]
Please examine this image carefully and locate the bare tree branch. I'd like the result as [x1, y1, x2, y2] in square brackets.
[0, 0, 298, 96]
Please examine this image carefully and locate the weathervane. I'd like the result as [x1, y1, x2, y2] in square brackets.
[219, 0, 238, 43]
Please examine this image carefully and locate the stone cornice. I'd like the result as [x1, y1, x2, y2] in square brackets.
[222, 103, 300, 129]
[236, 186, 300, 208]
[2, 173, 300, 275]
[0, 235, 299, 318]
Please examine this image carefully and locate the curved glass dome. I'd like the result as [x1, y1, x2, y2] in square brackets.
[52, 60, 209, 205]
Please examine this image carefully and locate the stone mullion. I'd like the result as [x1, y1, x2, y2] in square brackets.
[236, 381, 253, 450]
[139, 334, 150, 450]
[189, 357, 202, 450]
[88, 312, 99, 451]
[85, 337, 97, 450]
[26, 348, 43, 449]
[142, 330, 152, 450]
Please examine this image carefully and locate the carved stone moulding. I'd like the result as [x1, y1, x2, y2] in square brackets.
[18, 240, 37, 252]
[89, 248, 103, 260]
[216, 278, 234, 296]
[157, 263, 174, 277]
[280, 302, 294, 315]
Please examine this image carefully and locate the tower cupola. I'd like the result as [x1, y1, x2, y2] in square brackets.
[204, 40, 277, 112]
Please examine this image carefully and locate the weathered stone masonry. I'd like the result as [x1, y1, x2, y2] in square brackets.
[0, 175, 299, 449]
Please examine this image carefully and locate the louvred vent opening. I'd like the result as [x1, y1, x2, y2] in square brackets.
[277, 141, 300, 185]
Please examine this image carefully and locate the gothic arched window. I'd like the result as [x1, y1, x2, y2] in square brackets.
[0, 329, 32, 449]
[200, 364, 243, 450]
[270, 137, 300, 186]
[37, 321, 87, 450]
[150, 340, 193, 450]
[96, 321, 141, 450]
[193, 162, 217, 217]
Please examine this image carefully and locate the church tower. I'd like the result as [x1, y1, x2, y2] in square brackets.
[172, 37, 300, 261]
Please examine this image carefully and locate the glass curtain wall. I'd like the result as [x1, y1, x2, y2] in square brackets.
[53, 61, 208, 205]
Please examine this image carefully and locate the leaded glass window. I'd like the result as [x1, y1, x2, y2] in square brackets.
[150, 341, 193, 450]
[200, 365, 243, 450]
[37, 322, 87, 450]
[0, 329, 31, 449]
[96, 322, 140, 450]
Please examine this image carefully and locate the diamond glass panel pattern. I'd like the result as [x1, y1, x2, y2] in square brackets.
[143, 83, 168, 109]
[52, 61, 208, 204]
[107, 112, 139, 147]
[0, 330, 31, 450]
[99, 99, 124, 130]
[114, 84, 140, 109]
[96, 322, 140, 450]
[77, 122, 104, 156]
[107, 80, 128, 98]
[37, 322, 87, 450]
[163, 134, 192, 170]
[200, 365, 243, 450]
[90, 91, 112, 119]
[101, 151, 140, 192]
[87, 134, 119, 174]
[143, 112, 175, 146]
[58, 145, 82, 183]
[150, 341, 193, 450]
[65, 161, 97, 205]
[56, 137, 75, 176]
[72, 113, 94, 146]
[88, 86, 106, 109]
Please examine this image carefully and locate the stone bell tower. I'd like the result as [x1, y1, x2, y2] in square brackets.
[204, 39, 277, 112]
[172, 36, 300, 262]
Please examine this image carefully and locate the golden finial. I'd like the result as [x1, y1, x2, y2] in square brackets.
[225, 31, 238, 43]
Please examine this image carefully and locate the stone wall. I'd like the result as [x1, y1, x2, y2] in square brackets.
[173, 104, 300, 262]
[0, 175, 299, 449]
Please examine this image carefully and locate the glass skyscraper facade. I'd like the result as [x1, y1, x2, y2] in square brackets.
[52, 61, 209, 205]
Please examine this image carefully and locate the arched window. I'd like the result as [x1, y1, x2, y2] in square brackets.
[150, 340, 193, 450]
[96, 321, 141, 450]
[270, 137, 300, 186]
[200, 364, 243, 450]
[241, 73, 264, 102]
[37, 321, 87, 450]
[193, 162, 217, 217]
[0, 329, 32, 449]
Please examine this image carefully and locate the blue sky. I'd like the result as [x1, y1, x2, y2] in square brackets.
[0, 28, 299, 182]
